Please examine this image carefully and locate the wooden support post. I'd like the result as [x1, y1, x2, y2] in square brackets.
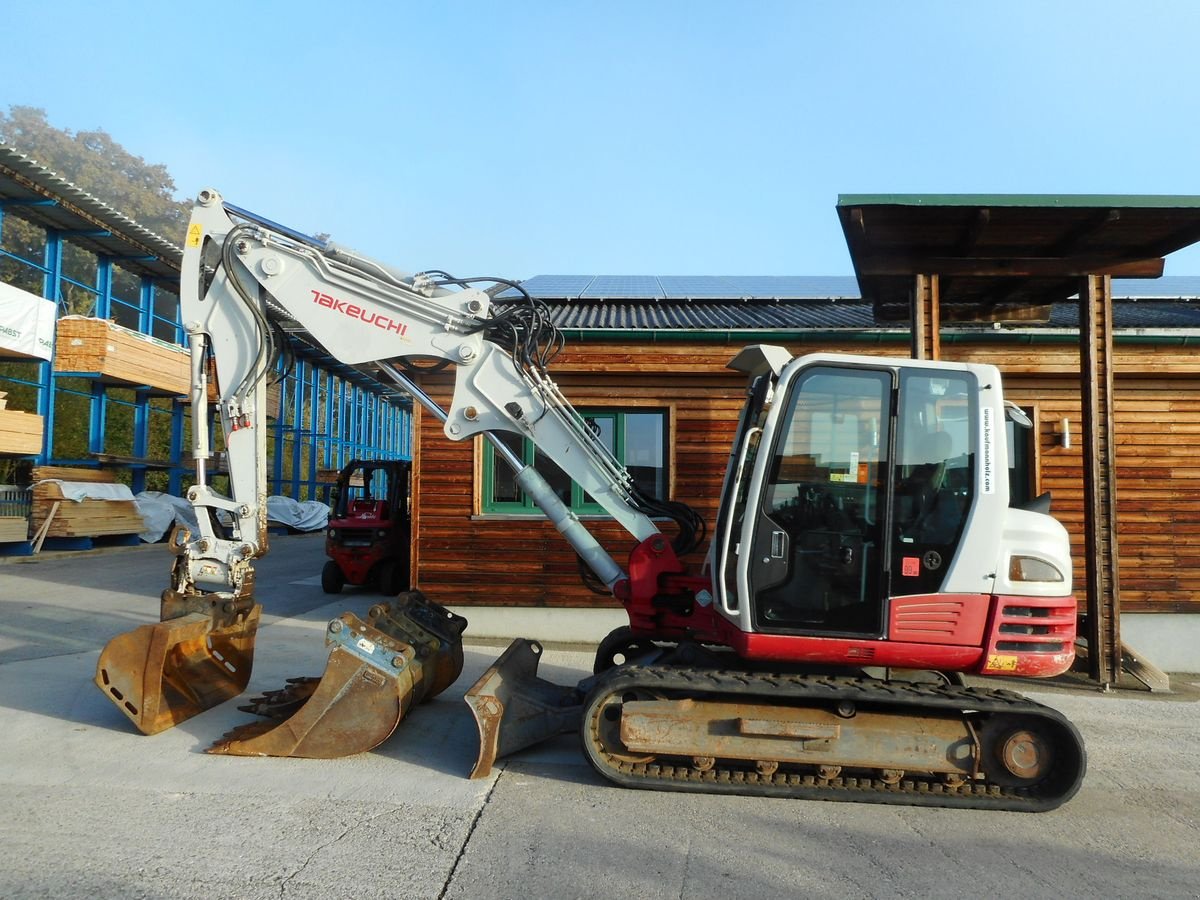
[31, 501, 60, 554]
[1079, 274, 1122, 686]
[910, 273, 941, 360]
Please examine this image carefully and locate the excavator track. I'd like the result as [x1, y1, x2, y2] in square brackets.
[581, 665, 1086, 812]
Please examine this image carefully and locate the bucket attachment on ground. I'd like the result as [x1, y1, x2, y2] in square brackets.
[207, 591, 467, 758]
[465, 639, 585, 779]
[95, 599, 262, 735]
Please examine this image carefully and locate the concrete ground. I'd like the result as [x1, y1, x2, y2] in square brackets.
[1, 533, 1198, 900]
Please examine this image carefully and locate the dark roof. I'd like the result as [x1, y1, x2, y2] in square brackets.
[837, 194, 1200, 322]
[0, 145, 182, 290]
[499, 274, 1200, 333]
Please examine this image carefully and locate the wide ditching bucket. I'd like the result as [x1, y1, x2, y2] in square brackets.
[207, 591, 467, 758]
[95, 598, 262, 736]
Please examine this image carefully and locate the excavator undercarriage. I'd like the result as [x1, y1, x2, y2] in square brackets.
[578, 666, 1086, 812]
[463, 638, 1086, 812]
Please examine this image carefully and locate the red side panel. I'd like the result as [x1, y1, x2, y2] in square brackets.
[977, 594, 1077, 677]
[888, 594, 989, 647]
[731, 631, 984, 671]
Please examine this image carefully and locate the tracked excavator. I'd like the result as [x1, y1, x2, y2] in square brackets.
[96, 190, 1085, 810]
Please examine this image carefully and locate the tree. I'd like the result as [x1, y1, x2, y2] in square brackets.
[0, 107, 194, 484]
[0, 105, 190, 242]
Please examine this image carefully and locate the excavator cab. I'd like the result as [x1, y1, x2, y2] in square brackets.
[739, 363, 981, 637]
[707, 351, 1075, 668]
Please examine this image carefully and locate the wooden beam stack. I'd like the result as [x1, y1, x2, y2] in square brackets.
[30, 466, 145, 539]
[0, 517, 27, 542]
[0, 391, 43, 455]
[54, 317, 189, 395]
[0, 486, 29, 543]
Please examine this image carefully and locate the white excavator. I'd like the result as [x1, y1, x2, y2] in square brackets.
[96, 190, 1085, 810]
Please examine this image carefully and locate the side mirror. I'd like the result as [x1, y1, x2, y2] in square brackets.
[1004, 401, 1032, 430]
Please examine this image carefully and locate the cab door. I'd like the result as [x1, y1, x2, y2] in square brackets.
[746, 366, 893, 636]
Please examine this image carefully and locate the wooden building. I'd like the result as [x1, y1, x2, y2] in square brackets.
[408, 271, 1200, 676]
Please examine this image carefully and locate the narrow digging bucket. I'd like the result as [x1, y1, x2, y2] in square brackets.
[208, 591, 467, 758]
[95, 605, 262, 735]
[464, 639, 585, 779]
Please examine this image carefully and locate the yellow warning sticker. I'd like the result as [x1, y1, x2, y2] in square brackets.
[186, 223, 203, 248]
[987, 654, 1019, 671]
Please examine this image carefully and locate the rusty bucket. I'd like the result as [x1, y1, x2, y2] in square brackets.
[207, 592, 467, 758]
[95, 601, 262, 735]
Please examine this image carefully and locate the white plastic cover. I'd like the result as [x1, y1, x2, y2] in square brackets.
[266, 496, 330, 532]
[0, 282, 56, 361]
[45, 480, 136, 503]
[133, 492, 329, 542]
[134, 491, 200, 543]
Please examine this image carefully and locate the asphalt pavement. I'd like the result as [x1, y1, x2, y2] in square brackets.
[1, 534, 1197, 899]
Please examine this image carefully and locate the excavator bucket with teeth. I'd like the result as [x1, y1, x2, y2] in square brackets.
[95, 599, 262, 735]
[207, 591, 467, 758]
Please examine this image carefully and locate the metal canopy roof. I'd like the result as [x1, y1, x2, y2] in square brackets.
[0, 145, 183, 290]
[837, 193, 1200, 321]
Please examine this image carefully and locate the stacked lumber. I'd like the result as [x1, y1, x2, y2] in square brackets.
[0, 486, 31, 541]
[0, 391, 43, 455]
[54, 316, 189, 395]
[0, 517, 27, 541]
[30, 465, 145, 539]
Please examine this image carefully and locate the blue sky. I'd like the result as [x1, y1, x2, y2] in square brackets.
[4, 1, 1200, 277]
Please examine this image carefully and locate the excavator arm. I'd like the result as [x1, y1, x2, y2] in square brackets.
[180, 189, 667, 591]
[96, 189, 688, 756]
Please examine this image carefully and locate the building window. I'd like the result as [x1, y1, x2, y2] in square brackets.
[482, 409, 668, 513]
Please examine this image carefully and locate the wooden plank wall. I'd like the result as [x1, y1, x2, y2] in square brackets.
[954, 344, 1200, 613]
[410, 339, 1200, 613]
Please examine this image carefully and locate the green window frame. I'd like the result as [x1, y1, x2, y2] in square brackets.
[482, 409, 668, 514]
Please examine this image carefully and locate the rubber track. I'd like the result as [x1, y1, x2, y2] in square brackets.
[581, 665, 1087, 812]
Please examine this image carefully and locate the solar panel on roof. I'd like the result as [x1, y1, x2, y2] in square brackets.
[1111, 277, 1200, 298]
[580, 275, 665, 299]
[497, 274, 594, 299]
[501, 275, 1200, 306]
[723, 276, 861, 298]
[658, 276, 742, 299]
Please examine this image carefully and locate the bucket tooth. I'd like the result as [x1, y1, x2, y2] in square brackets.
[95, 604, 261, 735]
[237, 677, 320, 719]
[464, 638, 584, 779]
[207, 591, 467, 758]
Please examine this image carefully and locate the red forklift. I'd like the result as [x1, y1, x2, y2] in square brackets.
[322, 459, 412, 595]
